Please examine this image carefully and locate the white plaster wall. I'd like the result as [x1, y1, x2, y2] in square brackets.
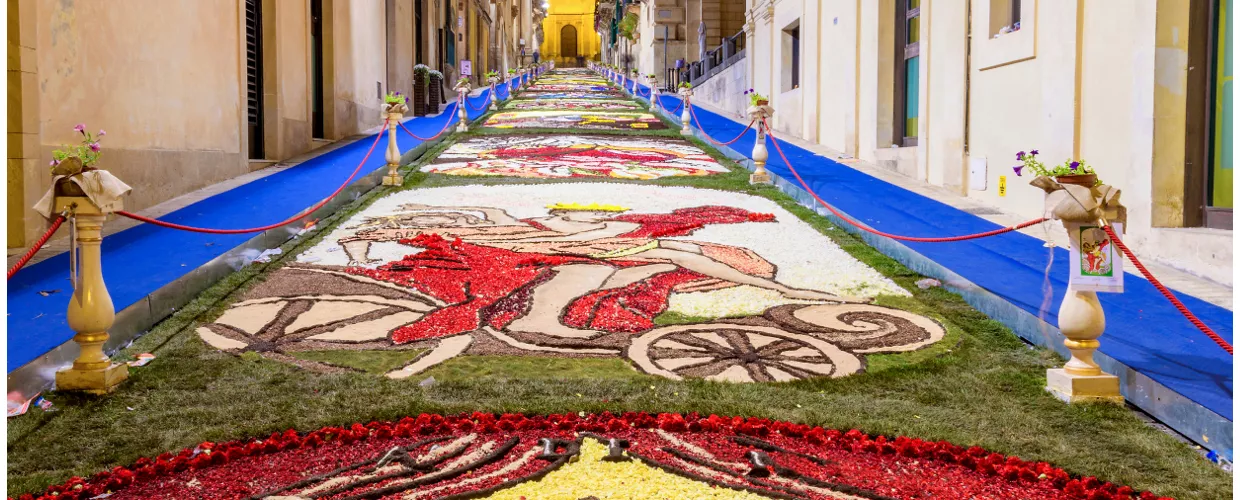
[920, 0, 967, 191]
[818, 1, 860, 155]
[691, 60, 750, 117]
[965, 0, 1078, 224]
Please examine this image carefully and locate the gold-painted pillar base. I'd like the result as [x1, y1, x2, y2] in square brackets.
[56, 363, 129, 395]
[750, 171, 772, 184]
[1045, 368, 1123, 404]
[383, 162, 402, 186]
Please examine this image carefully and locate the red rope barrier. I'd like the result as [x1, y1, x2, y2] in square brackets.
[1101, 225, 1232, 354]
[399, 111, 456, 142]
[667, 99, 684, 115]
[467, 92, 492, 112]
[8, 215, 66, 280]
[116, 121, 388, 234]
[691, 106, 754, 146]
[762, 120, 1048, 242]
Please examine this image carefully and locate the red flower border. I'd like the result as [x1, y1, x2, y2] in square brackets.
[12, 412, 1172, 500]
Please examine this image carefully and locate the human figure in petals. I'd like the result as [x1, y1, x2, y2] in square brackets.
[339, 203, 867, 343]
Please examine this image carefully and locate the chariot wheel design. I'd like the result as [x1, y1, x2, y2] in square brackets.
[627, 324, 862, 382]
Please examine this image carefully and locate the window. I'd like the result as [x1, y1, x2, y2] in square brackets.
[1185, 0, 1233, 228]
[781, 21, 800, 92]
[894, 0, 920, 146]
[989, 0, 1022, 38]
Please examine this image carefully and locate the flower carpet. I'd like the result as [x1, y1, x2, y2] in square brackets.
[423, 135, 728, 179]
[25, 413, 1168, 500]
[502, 99, 640, 111]
[197, 184, 943, 382]
[10, 67, 1219, 500]
[514, 91, 626, 99]
[526, 84, 614, 92]
[481, 110, 668, 130]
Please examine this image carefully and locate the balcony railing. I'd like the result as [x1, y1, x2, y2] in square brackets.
[677, 29, 746, 89]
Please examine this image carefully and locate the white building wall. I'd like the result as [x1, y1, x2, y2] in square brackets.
[720, 0, 1230, 281]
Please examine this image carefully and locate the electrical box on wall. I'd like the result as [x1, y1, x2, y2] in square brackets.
[968, 156, 988, 191]
[654, 8, 683, 25]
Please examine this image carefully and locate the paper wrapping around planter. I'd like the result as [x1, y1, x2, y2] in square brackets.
[747, 104, 775, 121]
[34, 170, 132, 219]
[1030, 176, 1126, 292]
[384, 102, 409, 115]
[1030, 176, 1127, 229]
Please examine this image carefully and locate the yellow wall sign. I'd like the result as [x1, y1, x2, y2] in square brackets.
[998, 175, 1007, 197]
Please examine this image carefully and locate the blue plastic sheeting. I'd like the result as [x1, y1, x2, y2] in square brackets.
[647, 88, 1233, 419]
[8, 89, 495, 370]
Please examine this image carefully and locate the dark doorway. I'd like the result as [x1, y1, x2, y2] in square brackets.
[561, 25, 578, 59]
[245, 0, 264, 158]
[1186, 0, 1233, 229]
[415, 0, 425, 64]
[311, 0, 325, 139]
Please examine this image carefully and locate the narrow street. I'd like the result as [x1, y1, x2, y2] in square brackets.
[7, 65, 1229, 500]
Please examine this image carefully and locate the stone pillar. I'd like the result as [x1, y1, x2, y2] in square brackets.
[382, 110, 404, 186]
[488, 76, 500, 111]
[1033, 177, 1126, 404]
[747, 101, 774, 184]
[55, 195, 128, 394]
[751, 121, 772, 184]
[455, 81, 472, 133]
[648, 75, 661, 110]
[679, 88, 694, 135]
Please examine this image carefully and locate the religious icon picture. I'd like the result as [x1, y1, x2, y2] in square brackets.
[1067, 222, 1124, 293]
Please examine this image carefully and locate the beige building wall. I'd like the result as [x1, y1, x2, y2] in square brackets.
[268, 0, 313, 161]
[716, 0, 1230, 281]
[8, 0, 248, 248]
[7, 0, 470, 248]
[329, 0, 390, 136]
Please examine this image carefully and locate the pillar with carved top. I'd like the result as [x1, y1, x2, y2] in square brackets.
[455, 81, 472, 133]
[678, 87, 693, 136]
[1033, 177, 1126, 404]
[748, 100, 774, 184]
[381, 102, 407, 186]
[55, 193, 128, 393]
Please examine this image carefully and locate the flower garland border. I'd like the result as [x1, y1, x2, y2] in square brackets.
[14, 412, 1171, 500]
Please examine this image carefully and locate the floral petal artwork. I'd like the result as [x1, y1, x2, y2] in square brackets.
[503, 98, 641, 111]
[197, 184, 940, 382]
[44, 413, 1160, 500]
[423, 135, 728, 178]
[482, 111, 668, 130]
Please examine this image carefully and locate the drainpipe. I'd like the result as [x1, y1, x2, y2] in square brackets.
[961, 0, 972, 194]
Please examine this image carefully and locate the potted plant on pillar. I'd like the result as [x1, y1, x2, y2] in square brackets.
[677, 81, 693, 98]
[383, 91, 409, 116]
[413, 64, 430, 117]
[50, 124, 107, 196]
[484, 70, 501, 110]
[1011, 150, 1100, 186]
[427, 70, 445, 114]
[744, 88, 769, 107]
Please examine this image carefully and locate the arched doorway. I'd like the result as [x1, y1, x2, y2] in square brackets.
[561, 25, 578, 60]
